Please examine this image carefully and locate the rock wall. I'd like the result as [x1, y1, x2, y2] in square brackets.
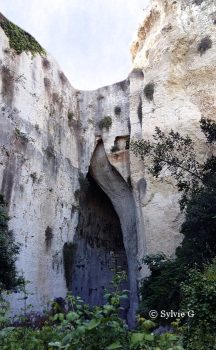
[0, 0, 215, 324]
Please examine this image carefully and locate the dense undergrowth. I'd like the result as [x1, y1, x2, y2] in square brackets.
[0, 272, 184, 350]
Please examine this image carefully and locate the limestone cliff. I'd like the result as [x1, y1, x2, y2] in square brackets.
[0, 0, 215, 325]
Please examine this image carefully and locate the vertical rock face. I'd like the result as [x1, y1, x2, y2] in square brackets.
[130, 0, 216, 260]
[0, 0, 215, 324]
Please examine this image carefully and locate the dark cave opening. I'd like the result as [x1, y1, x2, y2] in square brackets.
[68, 172, 129, 309]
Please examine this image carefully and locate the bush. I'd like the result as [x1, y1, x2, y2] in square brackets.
[98, 116, 112, 130]
[111, 145, 120, 153]
[68, 111, 74, 121]
[197, 36, 212, 55]
[139, 254, 188, 322]
[0, 17, 45, 56]
[144, 83, 154, 101]
[181, 260, 216, 350]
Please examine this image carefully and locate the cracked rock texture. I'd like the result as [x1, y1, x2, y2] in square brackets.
[0, 0, 215, 324]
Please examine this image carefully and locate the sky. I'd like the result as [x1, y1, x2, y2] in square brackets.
[0, 0, 149, 90]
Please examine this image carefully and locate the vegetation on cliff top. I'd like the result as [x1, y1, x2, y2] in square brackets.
[0, 13, 46, 55]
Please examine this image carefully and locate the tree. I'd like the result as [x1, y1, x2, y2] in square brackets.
[131, 118, 216, 320]
[131, 118, 216, 208]
[181, 259, 216, 350]
[0, 194, 21, 290]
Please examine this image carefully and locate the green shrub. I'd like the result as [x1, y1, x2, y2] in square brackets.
[181, 260, 216, 350]
[144, 83, 154, 101]
[98, 116, 112, 130]
[68, 111, 74, 121]
[30, 172, 37, 183]
[111, 145, 120, 153]
[1, 18, 46, 56]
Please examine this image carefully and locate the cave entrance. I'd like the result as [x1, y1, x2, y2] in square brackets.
[71, 172, 129, 311]
[69, 142, 138, 326]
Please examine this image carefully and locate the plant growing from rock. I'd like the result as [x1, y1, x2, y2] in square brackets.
[197, 36, 212, 55]
[30, 172, 37, 183]
[15, 128, 29, 142]
[111, 145, 120, 153]
[0, 15, 45, 56]
[98, 116, 112, 130]
[67, 111, 74, 122]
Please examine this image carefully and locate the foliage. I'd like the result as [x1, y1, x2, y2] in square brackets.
[15, 128, 29, 143]
[131, 118, 216, 208]
[68, 111, 74, 122]
[132, 118, 216, 329]
[144, 83, 154, 101]
[1, 17, 46, 56]
[181, 260, 216, 350]
[0, 194, 21, 290]
[0, 271, 183, 350]
[140, 177, 216, 320]
[197, 36, 212, 55]
[30, 172, 37, 183]
[139, 255, 187, 322]
[200, 117, 216, 143]
[111, 145, 120, 153]
[98, 116, 112, 130]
